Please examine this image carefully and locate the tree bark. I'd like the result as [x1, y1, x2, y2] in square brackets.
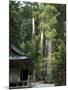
[32, 17, 35, 48]
[47, 40, 52, 83]
[40, 30, 44, 55]
[32, 17, 36, 82]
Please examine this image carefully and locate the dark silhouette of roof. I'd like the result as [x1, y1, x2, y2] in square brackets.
[9, 45, 34, 65]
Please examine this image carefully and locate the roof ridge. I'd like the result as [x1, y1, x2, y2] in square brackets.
[11, 45, 24, 56]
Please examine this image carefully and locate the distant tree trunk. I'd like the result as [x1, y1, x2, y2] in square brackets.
[32, 17, 35, 48]
[32, 16, 36, 82]
[40, 30, 44, 55]
[47, 39, 52, 83]
[43, 32, 46, 56]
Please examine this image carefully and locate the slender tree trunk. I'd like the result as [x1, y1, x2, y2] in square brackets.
[43, 32, 46, 56]
[32, 17, 35, 48]
[40, 30, 44, 55]
[47, 39, 52, 83]
[32, 17, 36, 82]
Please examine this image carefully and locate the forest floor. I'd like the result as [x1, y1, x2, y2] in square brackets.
[31, 81, 55, 88]
[9, 81, 55, 89]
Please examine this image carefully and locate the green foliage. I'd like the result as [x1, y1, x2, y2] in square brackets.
[52, 40, 66, 85]
[10, 1, 66, 85]
[10, 1, 32, 50]
[9, 1, 23, 47]
[38, 4, 59, 39]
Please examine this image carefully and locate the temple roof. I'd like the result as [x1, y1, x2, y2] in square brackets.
[9, 45, 34, 73]
[9, 45, 34, 65]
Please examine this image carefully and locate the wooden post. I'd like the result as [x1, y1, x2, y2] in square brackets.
[27, 75, 30, 85]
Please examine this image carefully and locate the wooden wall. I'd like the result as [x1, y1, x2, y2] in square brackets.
[9, 67, 20, 82]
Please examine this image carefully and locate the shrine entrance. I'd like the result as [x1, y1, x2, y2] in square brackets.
[20, 69, 28, 81]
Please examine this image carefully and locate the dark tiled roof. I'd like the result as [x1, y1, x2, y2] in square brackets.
[9, 45, 32, 60]
[9, 45, 34, 72]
